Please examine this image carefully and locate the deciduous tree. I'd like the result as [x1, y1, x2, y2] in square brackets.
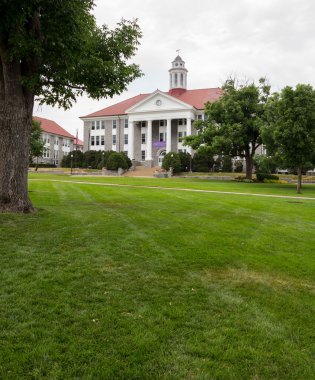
[0, 0, 142, 212]
[263, 84, 315, 193]
[29, 119, 45, 169]
[185, 78, 270, 179]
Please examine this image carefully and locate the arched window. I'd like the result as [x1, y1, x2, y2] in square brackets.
[180, 73, 184, 86]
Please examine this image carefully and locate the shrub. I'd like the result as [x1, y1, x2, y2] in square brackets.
[234, 160, 244, 173]
[254, 155, 278, 174]
[222, 156, 233, 172]
[122, 152, 132, 169]
[234, 175, 253, 183]
[178, 151, 192, 172]
[162, 152, 181, 173]
[192, 148, 214, 172]
[97, 150, 115, 169]
[29, 163, 56, 168]
[106, 152, 128, 170]
[82, 150, 103, 169]
[256, 173, 279, 182]
[61, 150, 84, 168]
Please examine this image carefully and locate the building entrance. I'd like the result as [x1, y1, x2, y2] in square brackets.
[158, 150, 166, 167]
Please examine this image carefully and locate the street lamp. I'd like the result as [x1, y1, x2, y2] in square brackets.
[70, 153, 74, 175]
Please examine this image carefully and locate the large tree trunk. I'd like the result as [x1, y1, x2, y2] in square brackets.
[0, 59, 34, 213]
[245, 155, 253, 180]
[296, 167, 302, 194]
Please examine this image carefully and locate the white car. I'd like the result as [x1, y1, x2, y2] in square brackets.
[277, 169, 289, 174]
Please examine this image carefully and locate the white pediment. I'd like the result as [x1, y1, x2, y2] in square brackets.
[126, 90, 193, 114]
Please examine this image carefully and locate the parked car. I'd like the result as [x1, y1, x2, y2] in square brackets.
[276, 169, 289, 174]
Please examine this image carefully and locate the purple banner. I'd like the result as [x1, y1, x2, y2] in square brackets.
[153, 141, 166, 148]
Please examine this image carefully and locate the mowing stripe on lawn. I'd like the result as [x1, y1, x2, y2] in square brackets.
[29, 179, 315, 201]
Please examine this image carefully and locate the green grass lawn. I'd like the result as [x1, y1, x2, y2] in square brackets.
[1, 175, 314, 379]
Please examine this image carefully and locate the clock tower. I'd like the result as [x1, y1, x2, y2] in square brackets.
[169, 55, 188, 90]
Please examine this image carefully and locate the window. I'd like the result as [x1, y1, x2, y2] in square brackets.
[178, 119, 186, 126]
[112, 120, 117, 129]
[124, 134, 128, 144]
[159, 132, 166, 142]
[92, 121, 95, 130]
[43, 136, 50, 145]
[91, 136, 95, 146]
[112, 135, 116, 145]
[96, 121, 100, 130]
[43, 149, 50, 158]
[159, 120, 166, 127]
[124, 151, 128, 156]
[141, 150, 146, 161]
[124, 119, 128, 129]
[141, 133, 146, 144]
[101, 121, 105, 129]
[178, 131, 187, 142]
[175, 73, 178, 87]
[55, 138, 59, 145]
[180, 73, 184, 86]
[197, 114, 203, 120]
[101, 136, 105, 146]
[96, 136, 100, 146]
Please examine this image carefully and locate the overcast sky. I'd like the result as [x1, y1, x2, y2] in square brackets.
[34, 0, 315, 139]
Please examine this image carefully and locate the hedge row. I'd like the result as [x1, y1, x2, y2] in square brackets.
[61, 150, 131, 170]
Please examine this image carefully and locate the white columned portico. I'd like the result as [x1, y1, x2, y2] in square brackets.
[186, 117, 192, 154]
[128, 121, 135, 159]
[166, 118, 172, 153]
[147, 120, 152, 160]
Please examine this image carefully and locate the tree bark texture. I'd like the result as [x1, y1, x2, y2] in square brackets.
[245, 155, 253, 180]
[0, 58, 34, 213]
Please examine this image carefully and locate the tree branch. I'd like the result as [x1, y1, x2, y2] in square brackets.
[40, 79, 87, 91]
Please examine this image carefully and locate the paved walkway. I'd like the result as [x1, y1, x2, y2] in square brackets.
[123, 166, 159, 177]
[29, 179, 315, 201]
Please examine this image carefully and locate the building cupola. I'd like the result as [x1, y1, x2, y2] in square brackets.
[169, 55, 188, 90]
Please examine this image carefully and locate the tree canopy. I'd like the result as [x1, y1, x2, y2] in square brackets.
[29, 119, 45, 166]
[0, 0, 142, 212]
[185, 78, 270, 179]
[0, 0, 142, 108]
[263, 84, 315, 193]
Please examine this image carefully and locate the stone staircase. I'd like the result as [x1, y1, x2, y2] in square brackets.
[123, 165, 160, 177]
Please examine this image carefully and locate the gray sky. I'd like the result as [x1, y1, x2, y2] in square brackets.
[34, 0, 315, 139]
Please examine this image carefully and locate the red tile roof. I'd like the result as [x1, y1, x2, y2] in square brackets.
[81, 88, 222, 118]
[81, 94, 149, 118]
[33, 116, 74, 139]
[168, 88, 223, 109]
